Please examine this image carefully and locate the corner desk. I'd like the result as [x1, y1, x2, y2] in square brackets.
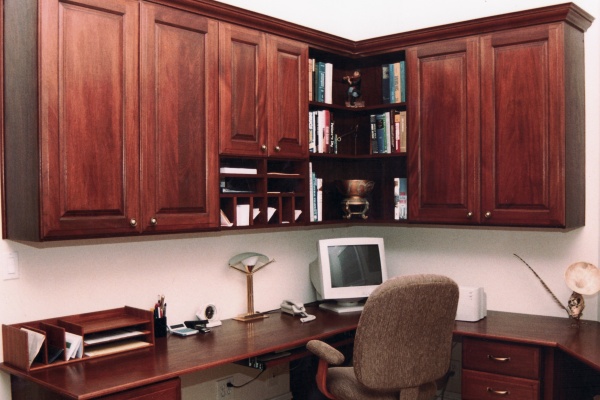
[1, 308, 600, 399]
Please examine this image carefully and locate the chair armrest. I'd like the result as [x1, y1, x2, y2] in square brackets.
[306, 340, 344, 400]
[306, 340, 345, 366]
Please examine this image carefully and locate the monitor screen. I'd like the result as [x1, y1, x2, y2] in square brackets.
[310, 237, 388, 313]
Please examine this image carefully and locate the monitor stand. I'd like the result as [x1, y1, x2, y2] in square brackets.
[319, 300, 364, 314]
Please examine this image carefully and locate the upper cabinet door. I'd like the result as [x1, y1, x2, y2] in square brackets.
[140, 3, 220, 232]
[480, 24, 577, 227]
[40, 0, 140, 238]
[267, 36, 308, 159]
[219, 23, 268, 156]
[407, 37, 480, 224]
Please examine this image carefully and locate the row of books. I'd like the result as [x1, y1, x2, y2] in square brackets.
[309, 59, 333, 104]
[394, 177, 408, 220]
[382, 61, 406, 104]
[309, 110, 337, 154]
[309, 163, 323, 222]
[370, 110, 407, 154]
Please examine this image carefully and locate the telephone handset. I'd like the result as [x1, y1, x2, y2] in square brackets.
[280, 300, 316, 323]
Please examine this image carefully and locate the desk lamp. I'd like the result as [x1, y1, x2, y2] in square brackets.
[564, 262, 600, 321]
[229, 252, 275, 322]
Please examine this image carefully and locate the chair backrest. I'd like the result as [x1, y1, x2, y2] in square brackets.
[353, 274, 459, 392]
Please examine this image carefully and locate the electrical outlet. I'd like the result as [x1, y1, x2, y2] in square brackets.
[216, 376, 234, 399]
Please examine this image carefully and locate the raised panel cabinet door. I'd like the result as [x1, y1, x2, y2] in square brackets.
[140, 3, 219, 232]
[219, 23, 268, 156]
[40, 0, 140, 238]
[407, 37, 480, 224]
[267, 35, 308, 158]
[480, 24, 568, 227]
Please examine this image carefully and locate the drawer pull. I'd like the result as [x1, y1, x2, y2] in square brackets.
[487, 354, 511, 362]
[487, 387, 510, 396]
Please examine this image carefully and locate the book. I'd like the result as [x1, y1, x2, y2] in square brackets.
[384, 111, 391, 154]
[375, 113, 386, 154]
[398, 178, 408, 219]
[316, 178, 323, 222]
[309, 163, 314, 221]
[400, 60, 406, 102]
[388, 63, 395, 103]
[370, 114, 378, 154]
[393, 62, 401, 103]
[324, 63, 333, 104]
[316, 62, 326, 102]
[308, 58, 314, 101]
[399, 110, 407, 152]
[382, 64, 390, 103]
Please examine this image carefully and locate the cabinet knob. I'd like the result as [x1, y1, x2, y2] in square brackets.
[129, 218, 137, 227]
[261, 144, 267, 152]
[274, 146, 281, 152]
[150, 217, 157, 226]
[484, 211, 492, 219]
[466, 211, 473, 219]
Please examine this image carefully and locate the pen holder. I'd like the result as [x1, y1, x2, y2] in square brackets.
[154, 317, 167, 338]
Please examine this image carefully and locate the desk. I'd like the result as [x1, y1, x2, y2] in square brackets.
[1, 309, 600, 399]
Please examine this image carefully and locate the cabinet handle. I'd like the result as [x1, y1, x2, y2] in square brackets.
[487, 387, 510, 396]
[487, 354, 511, 362]
[484, 211, 492, 219]
[466, 211, 473, 219]
[150, 217, 157, 226]
[261, 145, 267, 152]
[129, 218, 137, 227]
[274, 146, 281, 152]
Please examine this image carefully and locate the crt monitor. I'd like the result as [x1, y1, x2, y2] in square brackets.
[309, 237, 388, 313]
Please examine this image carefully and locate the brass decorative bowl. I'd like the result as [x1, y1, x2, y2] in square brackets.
[336, 180, 375, 200]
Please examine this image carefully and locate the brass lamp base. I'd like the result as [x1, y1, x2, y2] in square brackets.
[233, 312, 269, 322]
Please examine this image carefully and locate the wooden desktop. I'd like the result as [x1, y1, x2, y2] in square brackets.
[1, 307, 600, 399]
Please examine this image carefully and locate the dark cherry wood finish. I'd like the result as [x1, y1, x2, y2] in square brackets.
[407, 37, 481, 224]
[267, 36, 309, 159]
[3, 310, 600, 399]
[218, 23, 268, 156]
[140, 3, 220, 233]
[2, 1, 593, 240]
[408, 15, 589, 228]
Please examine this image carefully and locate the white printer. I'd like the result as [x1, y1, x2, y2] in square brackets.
[456, 286, 487, 322]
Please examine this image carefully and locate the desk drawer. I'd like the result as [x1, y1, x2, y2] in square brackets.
[462, 369, 540, 400]
[463, 338, 541, 380]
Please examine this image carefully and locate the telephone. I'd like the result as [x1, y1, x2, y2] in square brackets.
[280, 300, 316, 323]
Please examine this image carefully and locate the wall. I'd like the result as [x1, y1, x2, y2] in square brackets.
[1, 0, 599, 399]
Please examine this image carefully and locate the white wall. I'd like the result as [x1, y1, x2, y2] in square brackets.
[1, 1, 598, 399]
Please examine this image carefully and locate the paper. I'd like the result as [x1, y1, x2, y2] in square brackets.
[84, 340, 151, 357]
[21, 328, 45, 366]
[65, 332, 83, 360]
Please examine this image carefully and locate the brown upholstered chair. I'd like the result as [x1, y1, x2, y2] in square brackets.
[306, 274, 459, 400]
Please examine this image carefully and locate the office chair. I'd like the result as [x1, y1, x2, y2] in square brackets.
[307, 274, 459, 400]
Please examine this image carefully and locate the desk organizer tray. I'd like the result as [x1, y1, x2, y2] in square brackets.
[2, 306, 154, 372]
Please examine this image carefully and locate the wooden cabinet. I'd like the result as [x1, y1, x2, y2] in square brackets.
[140, 3, 219, 233]
[3, 0, 140, 240]
[462, 338, 541, 400]
[219, 26, 307, 158]
[2, 2, 592, 240]
[407, 37, 480, 225]
[101, 379, 181, 400]
[3, 0, 219, 240]
[408, 21, 587, 228]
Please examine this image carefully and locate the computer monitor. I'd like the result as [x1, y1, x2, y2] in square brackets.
[309, 237, 388, 313]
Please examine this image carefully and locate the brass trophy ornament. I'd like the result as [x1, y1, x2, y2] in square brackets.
[336, 180, 375, 219]
[228, 252, 275, 322]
